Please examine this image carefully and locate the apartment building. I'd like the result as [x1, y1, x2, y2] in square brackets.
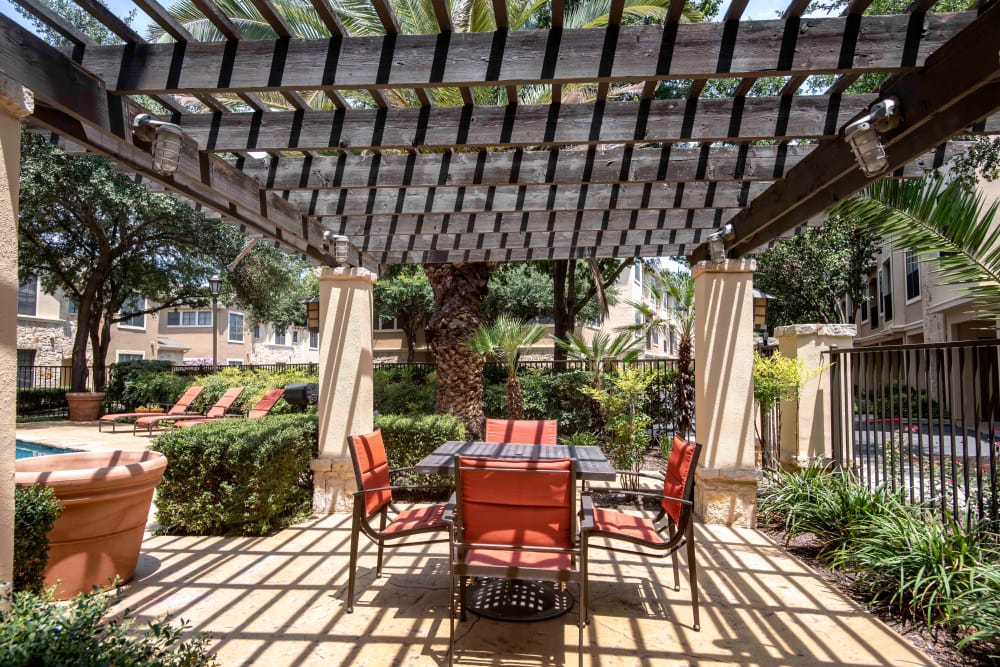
[852, 177, 1000, 346]
[15, 283, 318, 378]
[600, 259, 683, 359]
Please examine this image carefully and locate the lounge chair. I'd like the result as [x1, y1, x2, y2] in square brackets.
[172, 388, 285, 428]
[133, 386, 245, 435]
[98, 385, 204, 433]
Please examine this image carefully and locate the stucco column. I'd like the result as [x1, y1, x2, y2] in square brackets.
[311, 266, 376, 513]
[0, 78, 32, 600]
[775, 324, 856, 470]
[693, 259, 760, 527]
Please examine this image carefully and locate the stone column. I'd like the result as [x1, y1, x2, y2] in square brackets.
[311, 266, 376, 513]
[0, 78, 32, 599]
[775, 324, 856, 470]
[693, 259, 760, 527]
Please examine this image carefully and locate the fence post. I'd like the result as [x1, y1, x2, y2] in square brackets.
[830, 345, 843, 470]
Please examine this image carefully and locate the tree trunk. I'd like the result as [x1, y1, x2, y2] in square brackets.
[673, 331, 695, 440]
[506, 374, 523, 419]
[424, 263, 490, 440]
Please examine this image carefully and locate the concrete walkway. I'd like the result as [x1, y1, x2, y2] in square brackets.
[17, 422, 934, 666]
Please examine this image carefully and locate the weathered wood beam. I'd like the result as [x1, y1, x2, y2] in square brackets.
[353, 227, 707, 252]
[377, 244, 693, 264]
[690, 3, 1000, 262]
[247, 143, 961, 189]
[0, 12, 373, 270]
[171, 95, 880, 151]
[322, 208, 735, 235]
[73, 14, 974, 94]
[290, 180, 769, 216]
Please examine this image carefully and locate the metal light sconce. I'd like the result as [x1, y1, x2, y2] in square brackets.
[843, 98, 901, 177]
[303, 296, 321, 334]
[133, 113, 187, 176]
[323, 231, 350, 266]
[753, 289, 775, 347]
[707, 223, 735, 264]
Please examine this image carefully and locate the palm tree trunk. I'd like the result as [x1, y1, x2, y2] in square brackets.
[506, 374, 524, 419]
[424, 263, 490, 439]
[673, 331, 694, 439]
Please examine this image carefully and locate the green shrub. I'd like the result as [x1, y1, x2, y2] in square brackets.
[520, 369, 594, 436]
[104, 360, 173, 409]
[13, 485, 62, 593]
[16, 387, 68, 419]
[119, 372, 192, 411]
[153, 414, 317, 536]
[374, 366, 437, 414]
[583, 367, 652, 483]
[0, 588, 216, 666]
[375, 413, 465, 470]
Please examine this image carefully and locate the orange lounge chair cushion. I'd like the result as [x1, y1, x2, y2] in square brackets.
[381, 503, 448, 536]
[590, 507, 667, 546]
[662, 435, 697, 525]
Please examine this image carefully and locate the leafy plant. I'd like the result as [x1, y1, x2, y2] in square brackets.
[183, 367, 316, 415]
[153, 414, 317, 536]
[374, 366, 437, 414]
[752, 351, 809, 413]
[465, 315, 547, 419]
[103, 360, 174, 409]
[0, 588, 216, 666]
[13, 485, 62, 593]
[119, 373, 193, 413]
[583, 367, 653, 488]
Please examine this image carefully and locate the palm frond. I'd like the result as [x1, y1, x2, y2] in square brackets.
[830, 175, 1000, 319]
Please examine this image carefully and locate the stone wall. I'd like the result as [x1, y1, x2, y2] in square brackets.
[16, 318, 76, 366]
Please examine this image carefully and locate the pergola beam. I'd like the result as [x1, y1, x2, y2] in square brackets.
[376, 244, 699, 263]
[72, 14, 973, 95]
[353, 227, 708, 252]
[246, 143, 961, 190]
[172, 95, 882, 152]
[690, 1, 1000, 262]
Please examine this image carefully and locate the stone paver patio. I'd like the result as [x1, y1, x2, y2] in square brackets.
[19, 422, 934, 666]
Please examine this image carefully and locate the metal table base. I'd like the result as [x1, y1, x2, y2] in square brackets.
[465, 578, 574, 622]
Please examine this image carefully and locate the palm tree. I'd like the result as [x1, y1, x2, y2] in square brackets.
[466, 314, 547, 419]
[554, 329, 642, 388]
[829, 174, 1000, 319]
[661, 269, 695, 439]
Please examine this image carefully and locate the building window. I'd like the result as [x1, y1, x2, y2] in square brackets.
[905, 251, 920, 301]
[228, 312, 245, 343]
[309, 331, 319, 349]
[868, 279, 879, 328]
[118, 297, 145, 330]
[17, 350, 35, 388]
[375, 316, 398, 331]
[17, 279, 37, 316]
[167, 310, 213, 327]
[66, 297, 79, 315]
[253, 324, 261, 340]
[292, 330, 299, 344]
[633, 261, 641, 284]
[879, 261, 893, 322]
[227, 359, 243, 367]
[669, 328, 676, 354]
[274, 326, 286, 346]
[117, 352, 144, 362]
[651, 328, 659, 346]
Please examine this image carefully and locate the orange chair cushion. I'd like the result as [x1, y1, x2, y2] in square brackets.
[382, 503, 448, 536]
[662, 435, 697, 525]
[484, 419, 558, 445]
[462, 548, 573, 571]
[205, 387, 245, 418]
[459, 457, 572, 549]
[247, 388, 284, 418]
[350, 430, 393, 515]
[590, 507, 667, 546]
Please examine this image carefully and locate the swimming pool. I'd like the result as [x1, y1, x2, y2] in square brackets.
[15, 440, 78, 459]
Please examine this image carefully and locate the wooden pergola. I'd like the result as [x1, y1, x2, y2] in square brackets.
[0, 0, 997, 269]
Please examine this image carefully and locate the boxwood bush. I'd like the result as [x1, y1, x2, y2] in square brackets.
[374, 366, 437, 414]
[13, 485, 62, 593]
[104, 360, 174, 409]
[375, 413, 465, 496]
[153, 414, 317, 536]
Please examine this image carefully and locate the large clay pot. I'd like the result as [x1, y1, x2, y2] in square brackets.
[15, 450, 168, 598]
[66, 391, 106, 421]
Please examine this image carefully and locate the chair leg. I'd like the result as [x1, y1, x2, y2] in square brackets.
[668, 522, 680, 591]
[376, 507, 387, 578]
[686, 522, 700, 631]
[347, 508, 362, 614]
[449, 570, 456, 667]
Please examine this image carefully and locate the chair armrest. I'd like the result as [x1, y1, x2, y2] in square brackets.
[442, 493, 457, 524]
[580, 495, 595, 531]
[352, 484, 447, 496]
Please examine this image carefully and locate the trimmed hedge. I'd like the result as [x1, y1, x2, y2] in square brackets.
[153, 414, 317, 536]
[16, 388, 69, 419]
[104, 360, 174, 409]
[375, 413, 466, 470]
[13, 485, 62, 593]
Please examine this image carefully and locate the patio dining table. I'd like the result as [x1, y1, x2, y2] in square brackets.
[413, 440, 616, 622]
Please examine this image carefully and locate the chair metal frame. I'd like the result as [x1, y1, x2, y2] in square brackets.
[447, 455, 592, 666]
[586, 437, 703, 631]
[346, 428, 450, 614]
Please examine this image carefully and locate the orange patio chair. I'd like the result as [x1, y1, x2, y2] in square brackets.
[172, 388, 285, 428]
[98, 385, 204, 433]
[448, 456, 590, 665]
[586, 434, 703, 631]
[346, 428, 450, 613]
[133, 386, 245, 435]
[484, 418, 558, 444]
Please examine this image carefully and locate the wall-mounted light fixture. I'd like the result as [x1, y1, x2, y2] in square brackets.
[843, 98, 901, 177]
[132, 113, 188, 176]
[303, 296, 321, 334]
[752, 289, 775, 347]
[322, 231, 350, 266]
[706, 223, 736, 264]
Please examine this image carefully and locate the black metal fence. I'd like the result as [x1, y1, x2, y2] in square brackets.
[829, 340, 1000, 530]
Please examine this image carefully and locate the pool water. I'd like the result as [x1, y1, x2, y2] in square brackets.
[15, 440, 78, 459]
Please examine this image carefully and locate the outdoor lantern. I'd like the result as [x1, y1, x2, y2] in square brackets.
[753, 289, 775, 344]
[333, 235, 349, 266]
[132, 114, 189, 176]
[304, 296, 320, 334]
[843, 98, 901, 177]
[208, 274, 223, 299]
[208, 274, 223, 366]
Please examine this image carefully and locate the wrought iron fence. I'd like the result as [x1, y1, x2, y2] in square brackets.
[829, 340, 1000, 530]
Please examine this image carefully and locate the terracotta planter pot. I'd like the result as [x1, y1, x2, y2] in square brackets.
[66, 391, 106, 421]
[15, 450, 168, 599]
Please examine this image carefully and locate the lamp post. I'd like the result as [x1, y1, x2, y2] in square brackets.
[209, 274, 222, 367]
